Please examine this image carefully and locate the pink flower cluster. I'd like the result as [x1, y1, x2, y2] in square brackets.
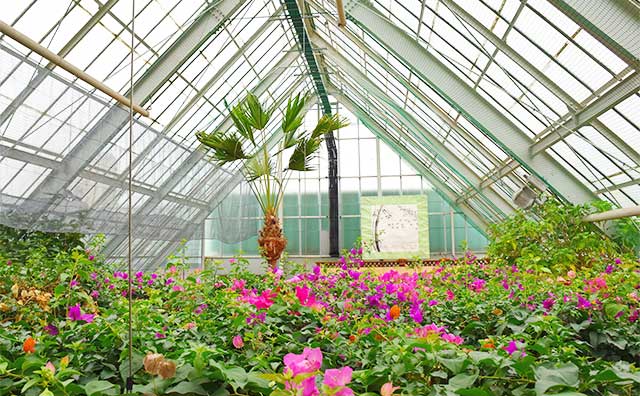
[281, 347, 354, 396]
[414, 323, 464, 345]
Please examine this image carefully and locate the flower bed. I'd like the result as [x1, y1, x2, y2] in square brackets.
[1, 246, 639, 395]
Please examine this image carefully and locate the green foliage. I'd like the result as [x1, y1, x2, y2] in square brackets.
[1, 228, 639, 395]
[487, 199, 635, 272]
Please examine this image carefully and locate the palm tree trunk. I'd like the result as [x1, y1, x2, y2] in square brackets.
[258, 208, 287, 269]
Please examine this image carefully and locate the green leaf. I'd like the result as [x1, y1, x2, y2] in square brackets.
[457, 388, 491, 396]
[287, 137, 321, 171]
[447, 373, 477, 391]
[229, 102, 255, 146]
[165, 381, 208, 395]
[534, 363, 579, 396]
[197, 131, 249, 165]
[310, 113, 349, 139]
[223, 366, 248, 391]
[84, 380, 119, 396]
[244, 156, 272, 182]
[243, 92, 272, 130]
[22, 378, 40, 394]
[39, 388, 54, 396]
[282, 93, 307, 135]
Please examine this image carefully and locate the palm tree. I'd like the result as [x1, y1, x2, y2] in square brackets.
[196, 92, 348, 268]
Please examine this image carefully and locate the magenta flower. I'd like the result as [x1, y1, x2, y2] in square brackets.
[289, 376, 318, 396]
[90, 272, 98, 280]
[577, 295, 592, 309]
[542, 298, 555, 311]
[155, 332, 166, 339]
[441, 332, 464, 345]
[503, 340, 526, 357]
[428, 299, 439, 306]
[469, 278, 486, 292]
[69, 279, 79, 288]
[283, 347, 322, 377]
[6, 260, 12, 266]
[68, 304, 95, 323]
[409, 303, 423, 324]
[44, 324, 59, 336]
[232, 335, 244, 348]
[323, 367, 352, 387]
[504, 341, 518, 355]
[90, 290, 99, 299]
[166, 278, 174, 285]
[88, 255, 95, 261]
[296, 285, 320, 309]
[446, 290, 455, 300]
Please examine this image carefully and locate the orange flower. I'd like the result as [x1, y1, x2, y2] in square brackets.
[23, 337, 36, 353]
[389, 305, 400, 320]
[349, 334, 357, 343]
[481, 341, 495, 349]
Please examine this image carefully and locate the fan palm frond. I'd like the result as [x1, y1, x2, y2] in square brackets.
[196, 131, 248, 165]
[310, 113, 350, 139]
[229, 103, 256, 146]
[287, 137, 322, 171]
[244, 155, 273, 182]
[244, 92, 272, 130]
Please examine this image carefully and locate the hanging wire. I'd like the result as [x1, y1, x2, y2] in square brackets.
[126, 0, 135, 393]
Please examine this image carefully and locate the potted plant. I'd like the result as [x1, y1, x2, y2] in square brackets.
[196, 92, 348, 268]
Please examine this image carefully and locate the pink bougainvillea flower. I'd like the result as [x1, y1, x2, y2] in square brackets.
[296, 285, 321, 309]
[283, 347, 323, 377]
[409, 303, 423, 324]
[232, 335, 244, 349]
[380, 382, 400, 396]
[68, 304, 95, 323]
[504, 341, 518, 355]
[441, 332, 464, 345]
[469, 278, 486, 292]
[542, 298, 555, 311]
[285, 375, 320, 396]
[231, 279, 246, 291]
[577, 295, 592, 309]
[446, 290, 455, 300]
[503, 340, 526, 357]
[323, 366, 352, 387]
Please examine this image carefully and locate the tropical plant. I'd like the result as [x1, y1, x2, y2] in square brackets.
[196, 92, 348, 267]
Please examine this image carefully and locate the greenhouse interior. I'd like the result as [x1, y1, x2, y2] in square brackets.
[1, 0, 639, 395]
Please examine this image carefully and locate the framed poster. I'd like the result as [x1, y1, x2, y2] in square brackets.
[360, 195, 429, 259]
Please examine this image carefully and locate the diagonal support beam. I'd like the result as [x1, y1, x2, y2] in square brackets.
[531, 70, 640, 155]
[21, 0, 248, 223]
[312, 34, 513, 217]
[439, 0, 578, 108]
[548, 0, 640, 68]
[283, 0, 340, 256]
[343, 0, 595, 204]
[335, 91, 491, 232]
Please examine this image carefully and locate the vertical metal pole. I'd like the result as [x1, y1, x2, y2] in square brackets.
[376, 137, 382, 197]
[450, 208, 455, 257]
[126, 1, 135, 393]
[200, 220, 206, 269]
